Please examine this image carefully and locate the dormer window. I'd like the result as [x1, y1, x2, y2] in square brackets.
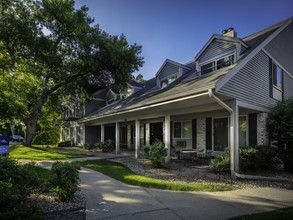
[200, 54, 235, 75]
[106, 90, 117, 105]
[160, 74, 178, 88]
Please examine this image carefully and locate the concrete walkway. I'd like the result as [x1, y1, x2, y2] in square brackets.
[79, 167, 293, 220]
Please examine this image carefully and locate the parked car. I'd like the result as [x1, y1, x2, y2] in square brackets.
[11, 135, 24, 142]
[0, 135, 10, 156]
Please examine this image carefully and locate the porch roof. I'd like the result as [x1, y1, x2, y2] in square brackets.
[79, 65, 235, 123]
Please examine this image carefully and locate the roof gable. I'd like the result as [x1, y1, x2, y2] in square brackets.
[195, 34, 248, 62]
[155, 59, 191, 78]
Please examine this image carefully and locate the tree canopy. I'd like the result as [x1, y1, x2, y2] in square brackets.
[0, 0, 143, 145]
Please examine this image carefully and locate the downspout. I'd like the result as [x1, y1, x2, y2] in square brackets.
[208, 89, 290, 182]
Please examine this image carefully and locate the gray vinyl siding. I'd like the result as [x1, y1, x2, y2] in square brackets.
[284, 73, 293, 99]
[218, 50, 277, 108]
[157, 63, 179, 80]
[198, 40, 236, 63]
[264, 23, 293, 75]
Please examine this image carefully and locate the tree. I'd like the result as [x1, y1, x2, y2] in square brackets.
[267, 98, 293, 172]
[135, 73, 146, 83]
[0, 0, 143, 146]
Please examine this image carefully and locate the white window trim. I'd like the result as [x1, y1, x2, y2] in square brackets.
[199, 52, 236, 75]
[160, 72, 178, 89]
[173, 120, 192, 139]
[272, 62, 283, 91]
[212, 117, 230, 152]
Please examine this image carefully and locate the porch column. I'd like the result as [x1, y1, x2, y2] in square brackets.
[231, 100, 239, 174]
[80, 124, 85, 146]
[164, 115, 171, 163]
[135, 119, 140, 159]
[100, 124, 104, 143]
[115, 122, 120, 154]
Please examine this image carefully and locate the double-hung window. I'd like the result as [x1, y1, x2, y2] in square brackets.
[200, 54, 235, 75]
[270, 61, 283, 101]
[173, 121, 192, 139]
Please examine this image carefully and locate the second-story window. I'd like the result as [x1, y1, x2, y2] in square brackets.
[201, 54, 235, 75]
[160, 74, 178, 88]
[272, 63, 283, 90]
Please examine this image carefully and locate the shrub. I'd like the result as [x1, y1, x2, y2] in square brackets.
[57, 140, 71, 147]
[49, 161, 80, 202]
[211, 146, 277, 173]
[0, 157, 43, 219]
[141, 140, 167, 168]
[99, 139, 115, 152]
[210, 148, 230, 173]
[84, 143, 96, 150]
[267, 98, 293, 172]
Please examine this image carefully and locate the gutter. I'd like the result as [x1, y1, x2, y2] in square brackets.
[208, 89, 290, 182]
[80, 91, 210, 123]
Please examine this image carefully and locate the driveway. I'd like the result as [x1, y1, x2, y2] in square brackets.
[79, 167, 293, 220]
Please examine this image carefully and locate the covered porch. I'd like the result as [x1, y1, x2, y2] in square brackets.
[80, 89, 270, 176]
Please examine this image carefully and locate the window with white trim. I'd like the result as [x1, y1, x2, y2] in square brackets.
[272, 63, 283, 90]
[173, 121, 192, 139]
[160, 74, 178, 88]
[200, 54, 235, 75]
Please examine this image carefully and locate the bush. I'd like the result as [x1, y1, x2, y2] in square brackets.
[211, 146, 277, 173]
[57, 140, 71, 147]
[0, 157, 43, 219]
[49, 161, 80, 202]
[84, 143, 96, 150]
[99, 139, 115, 152]
[141, 140, 167, 168]
[267, 98, 293, 172]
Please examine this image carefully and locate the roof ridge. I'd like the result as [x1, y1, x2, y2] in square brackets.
[242, 17, 292, 42]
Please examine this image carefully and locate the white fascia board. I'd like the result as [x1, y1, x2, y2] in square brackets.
[216, 18, 292, 92]
[262, 48, 293, 80]
[236, 100, 271, 113]
[79, 91, 210, 123]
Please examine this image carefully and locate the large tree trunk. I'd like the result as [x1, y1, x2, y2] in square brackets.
[23, 94, 49, 146]
[23, 113, 38, 146]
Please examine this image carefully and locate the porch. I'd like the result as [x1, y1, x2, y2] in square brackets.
[79, 90, 270, 175]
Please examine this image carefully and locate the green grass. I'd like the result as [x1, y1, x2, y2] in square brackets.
[79, 159, 234, 192]
[32, 165, 52, 181]
[231, 207, 293, 220]
[9, 145, 89, 160]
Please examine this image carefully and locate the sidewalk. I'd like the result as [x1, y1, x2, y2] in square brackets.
[79, 167, 293, 220]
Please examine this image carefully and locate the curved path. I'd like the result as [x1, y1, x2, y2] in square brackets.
[79, 167, 293, 220]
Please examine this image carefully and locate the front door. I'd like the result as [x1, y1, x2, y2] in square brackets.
[213, 118, 228, 151]
[150, 122, 163, 144]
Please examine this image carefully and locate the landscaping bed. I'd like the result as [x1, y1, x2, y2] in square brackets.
[110, 157, 293, 189]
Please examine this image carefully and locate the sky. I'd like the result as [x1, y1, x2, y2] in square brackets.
[75, 0, 293, 80]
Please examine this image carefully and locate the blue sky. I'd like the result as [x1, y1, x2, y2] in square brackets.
[76, 0, 292, 80]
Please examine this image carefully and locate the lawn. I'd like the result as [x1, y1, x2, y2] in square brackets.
[231, 207, 293, 220]
[9, 145, 89, 160]
[79, 159, 234, 192]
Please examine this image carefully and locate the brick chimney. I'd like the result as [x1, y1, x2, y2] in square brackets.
[222, 27, 237, 38]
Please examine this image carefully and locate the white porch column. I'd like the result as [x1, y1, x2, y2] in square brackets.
[115, 122, 120, 154]
[231, 100, 239, 174]
[80, 124, 85, 146]
[135, 119, 140, 159]
[164, 115, 171, 163]
[100, 124, 104, 143]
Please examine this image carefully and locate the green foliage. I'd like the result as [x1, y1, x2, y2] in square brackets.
[141, 140, 167, 168]
[58, 140, 72, 147]
[267, 98, 293, 172]
[211, 146, 277, 173]
[79, 159, 233, 191]
[0, 0, 143, 146]
[96, 139, 115, 152]
[49, 161, 80, 202]
[0, 157, 43, 219]
[211, 155, 230, 173]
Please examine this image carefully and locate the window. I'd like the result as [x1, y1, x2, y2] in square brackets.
[239, 116, 247, 147]
[272, 63, 283, 90]
[200, 54, 235, 75]
[160, 74, 178, 88]
[173, 121, 192, 139]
